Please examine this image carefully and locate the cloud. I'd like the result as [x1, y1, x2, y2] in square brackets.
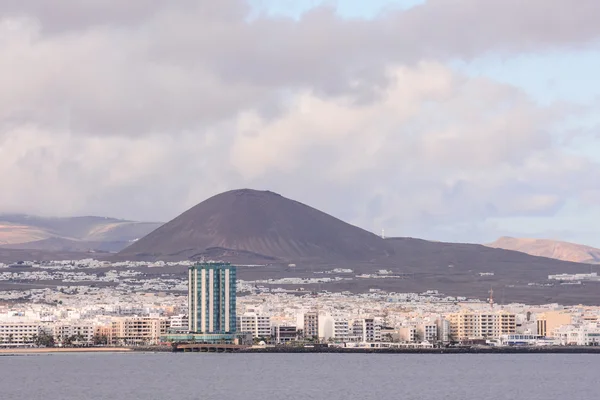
[1, 0, 600, 244]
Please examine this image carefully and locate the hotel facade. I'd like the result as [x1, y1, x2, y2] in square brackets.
[188, 263, 237, 334]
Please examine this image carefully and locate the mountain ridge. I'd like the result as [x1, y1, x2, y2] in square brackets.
[486, 236, 600, 264]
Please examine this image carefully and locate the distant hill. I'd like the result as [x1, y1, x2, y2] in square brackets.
[118, 189, 395, 262]
[486, 237, 600, 264]
[0, 214, 162, 252]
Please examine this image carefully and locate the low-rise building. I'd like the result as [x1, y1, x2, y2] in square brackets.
[237, 313, 271, 338]
[448, 310, 516, 341]
[110, 317, 169, 346]
[0, 321, 40, 347]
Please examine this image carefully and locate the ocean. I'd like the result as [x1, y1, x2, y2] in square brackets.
[1, 353, 597, 399]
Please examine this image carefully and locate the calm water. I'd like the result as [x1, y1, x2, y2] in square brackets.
[0, 353, 598, 400]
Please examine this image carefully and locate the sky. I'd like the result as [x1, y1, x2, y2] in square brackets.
[1, 0, 600, 246]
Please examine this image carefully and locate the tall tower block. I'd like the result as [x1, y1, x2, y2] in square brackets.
[188, 263, 237, 334]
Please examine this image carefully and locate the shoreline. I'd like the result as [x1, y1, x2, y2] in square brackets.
[239, 346, 600, 354]
[0, 347, 134, 355]
[3, 346, 600, 355]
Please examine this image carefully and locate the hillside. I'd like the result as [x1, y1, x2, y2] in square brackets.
[486, 237, 600, 264]
[0, 214, 162, 252]
[118, 189, 394, 262]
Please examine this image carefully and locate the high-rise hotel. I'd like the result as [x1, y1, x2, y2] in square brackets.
[188, 263, 237, 334]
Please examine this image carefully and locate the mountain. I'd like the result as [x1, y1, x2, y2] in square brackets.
[0, 214, 162, 252]
[486, 237, 600, 264]
[118, 189, 394, 262]
[0, 237, 129, 253]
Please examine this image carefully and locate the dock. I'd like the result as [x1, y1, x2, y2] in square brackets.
[172, 343, 250, 353]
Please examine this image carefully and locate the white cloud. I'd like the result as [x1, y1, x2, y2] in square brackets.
[1, 1, 600, 244]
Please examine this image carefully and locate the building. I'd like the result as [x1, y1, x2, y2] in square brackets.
[272, 325, 299, 344]
[53, 323, 95, 345]
[352, 318, 381, 342]
[237, 313, 271, 338]
[303, 312, 319, 339]
[318, 316, 350, 342]
[448, 310, 516, 341]
[536, 311, 572, 338]
[110, 317, 169, 345]
[188, 263, 237, 334]
[398, 326, 416, 343]
[168, 314, 189, 332]
[553, 324, 600, 346]
[417, 323, 438, 343]
[436, 317, 450, 343]
[0, 321, 40, 347]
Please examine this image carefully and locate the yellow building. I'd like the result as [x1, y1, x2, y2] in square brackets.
[110, 317, 169, 346]
[448, 310, 516, 341]
[536, 311, 572, 338]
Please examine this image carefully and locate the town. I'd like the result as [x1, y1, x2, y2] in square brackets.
[1, 260, 599, 350]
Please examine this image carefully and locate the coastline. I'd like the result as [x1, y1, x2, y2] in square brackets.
[3, 346, 600, 355]
[0, 347, 134, 355]
[240, 346, 600, 354]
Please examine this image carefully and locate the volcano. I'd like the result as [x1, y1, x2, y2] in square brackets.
[118, 189, 393, 262]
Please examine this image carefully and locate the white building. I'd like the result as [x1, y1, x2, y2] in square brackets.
[237, 313, 271, 338]
[398, 326, 416, 342]
[0, 321, 40, 347]
[53, 323, 95, 344]
[352, 318, 381, 342]
[319, 316, 350, 342]
[169, 314, 189, 331]
[417, 323, 438, 342]
[553, 324, 600, 346]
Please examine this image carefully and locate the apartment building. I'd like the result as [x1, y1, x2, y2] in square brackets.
[352, 318, 381, 342]
[272, 325, 299, 344]
[110, 317, 169, 345]
[417, 323, 438, 342]
[53, 323, 95, 344]
[169, 314, 189, 332]
[303, 312, 319, 339]
[237, 313, 271, 338]
[398, 326, 416, 343]
[536, 311, 572, 338]
[448, 310, 516, 341]
[319, 316, 350, 342]
[553, 324, 600, 346]
[0, 321, 40, 347]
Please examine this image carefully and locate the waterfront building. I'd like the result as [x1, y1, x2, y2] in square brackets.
[188, 263, 237, 334]
[0, 321, 40, 347]
[303, 312, 319, 339]
[272, 325, 299, 344]
[110, 317, 169, 345]
[417, 323, 438, 343]
[237, 313, 271, 338]
[536, 311, 572, 338]
[398, 326, 417, 342]
[319, 316, 350, 342]
[53, 323, 95, 345]
[168, 314, 189, 332]
[436, 317, 450, 342]
[352, 318, 381, 342]
[448, 310, 516, 341]
[552, 324, 600, 346]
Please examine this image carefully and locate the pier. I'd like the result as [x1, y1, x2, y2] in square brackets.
[172, 343, 250, 353]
